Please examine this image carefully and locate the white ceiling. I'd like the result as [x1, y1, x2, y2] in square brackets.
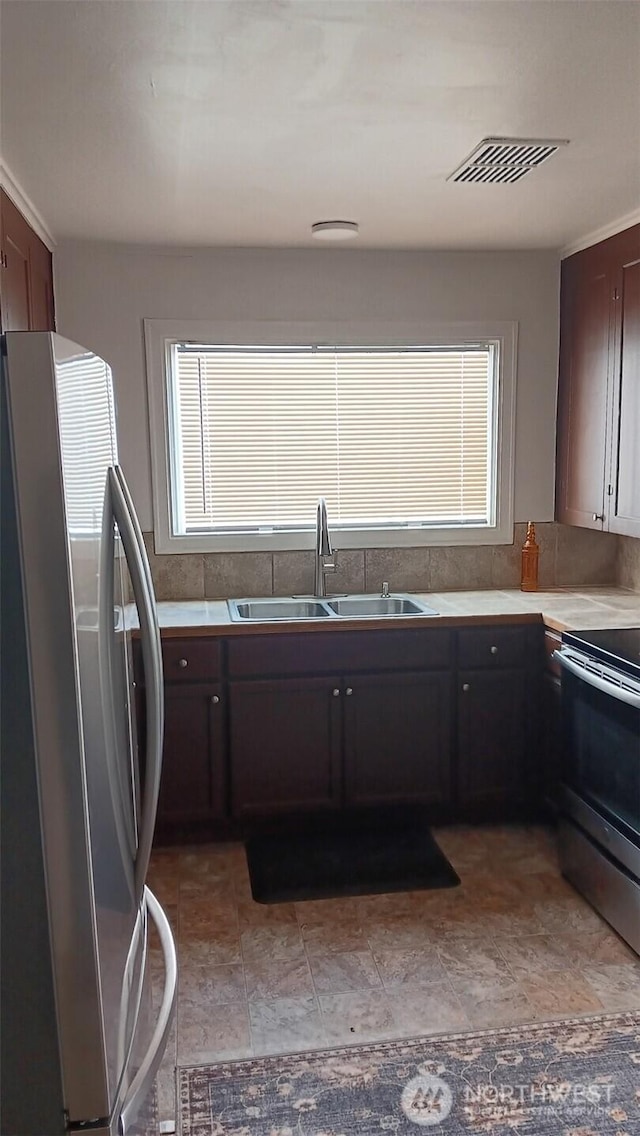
[1, 0, 639, 249]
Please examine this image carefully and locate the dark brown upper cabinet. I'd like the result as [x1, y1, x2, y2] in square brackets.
[556, 223, 640, 536]
[610, 242, 640, 536]
[556, 242, 611, 528]
[0, 189, 55, 333]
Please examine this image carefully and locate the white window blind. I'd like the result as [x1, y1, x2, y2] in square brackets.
[56, 352, 116, 534]
[169, 345, 495, 535]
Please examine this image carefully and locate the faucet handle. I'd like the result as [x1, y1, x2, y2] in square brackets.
[381, 581, 390, 597]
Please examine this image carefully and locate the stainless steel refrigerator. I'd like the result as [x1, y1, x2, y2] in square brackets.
[1, 332, 176, 1135]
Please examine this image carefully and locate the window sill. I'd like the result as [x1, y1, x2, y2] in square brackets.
[153, 524, 514, 555]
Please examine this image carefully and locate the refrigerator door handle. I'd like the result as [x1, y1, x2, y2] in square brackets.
[99, 483, 138, 873]
[116, 899, 148, 1086]
[108, 465, 164, 901]
[118, 886, 177, 1136]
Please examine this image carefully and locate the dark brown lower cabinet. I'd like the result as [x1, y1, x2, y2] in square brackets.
[158, 681, 226, 825]
[458, 668, 527, 817]
[139, 624, 543, 840]
[540, 671, 563, 814]
[230, 670, 453, 817]
[229, 676, 342, 817]
[343, 671, 452, 808]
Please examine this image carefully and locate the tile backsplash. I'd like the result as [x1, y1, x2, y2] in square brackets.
[142, 523, 631, 602]
[618, 535, 640, 592]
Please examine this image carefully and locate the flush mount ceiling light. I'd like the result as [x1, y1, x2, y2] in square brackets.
[447, 137, 570, 185]
[311, 220, 359, 240]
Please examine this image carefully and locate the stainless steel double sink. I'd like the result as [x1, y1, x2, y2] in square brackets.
[227, 594, 439, 622]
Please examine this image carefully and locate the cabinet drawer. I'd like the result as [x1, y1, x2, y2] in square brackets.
[161, 638, 222, 682]
[457, 626, 529, 669]
[227, 629, 453, 678]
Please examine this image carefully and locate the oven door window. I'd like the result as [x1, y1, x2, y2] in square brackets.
[562, 668, 640, 842]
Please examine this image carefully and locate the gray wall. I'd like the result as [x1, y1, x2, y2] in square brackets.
[54, 242, 560, 534]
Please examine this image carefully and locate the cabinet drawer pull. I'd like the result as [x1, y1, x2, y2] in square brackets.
[490, 645, 498, 655]
[345, 687, 353, 696]
[332, 688, 340, 697]
[178, 658, 188, 668]
[462, 683, 470, 692]
[211, 695, 220, 705]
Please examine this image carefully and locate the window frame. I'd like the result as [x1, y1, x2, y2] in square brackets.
[144, 318, 517, 553]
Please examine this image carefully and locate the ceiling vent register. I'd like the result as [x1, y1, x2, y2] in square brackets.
[448, 137, 569, 185]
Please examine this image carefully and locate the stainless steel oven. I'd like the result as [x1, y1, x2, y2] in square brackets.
[556, 628, 640, 955]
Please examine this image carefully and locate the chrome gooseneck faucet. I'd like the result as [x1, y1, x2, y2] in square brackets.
[314, 497, 337, 597]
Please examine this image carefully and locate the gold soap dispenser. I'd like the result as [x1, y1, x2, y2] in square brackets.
[520, 522, 539, 592]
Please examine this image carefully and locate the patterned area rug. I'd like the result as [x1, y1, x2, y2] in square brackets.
[180, 1012, 640, 1135]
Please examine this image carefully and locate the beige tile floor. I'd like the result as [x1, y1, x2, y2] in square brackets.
[148, 825, 640, 1116]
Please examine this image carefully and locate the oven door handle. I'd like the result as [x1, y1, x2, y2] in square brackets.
[555, 650, 640, 709]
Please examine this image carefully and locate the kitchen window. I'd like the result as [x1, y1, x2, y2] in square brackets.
[145, 320, 517, 552]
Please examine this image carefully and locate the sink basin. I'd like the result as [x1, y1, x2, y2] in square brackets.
[228, 598, 332, 621]
[326, 595, 438, 617]
[228, 594, 439, 621]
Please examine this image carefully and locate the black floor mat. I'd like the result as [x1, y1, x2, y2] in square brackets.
[246, 813, 460, 904]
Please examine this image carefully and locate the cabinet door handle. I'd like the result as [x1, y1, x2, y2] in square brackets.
[462, 683, 470, 692]
[490, 645, 498, 655]
[211, 695, 220, 705]
[332, 688, 340, 697]
[345, 687, 353, 696]
[178, 658, 188, 668]
[592, 513, 604, 522]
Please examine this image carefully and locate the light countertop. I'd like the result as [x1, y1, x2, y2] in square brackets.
[130, 586, 640, 638]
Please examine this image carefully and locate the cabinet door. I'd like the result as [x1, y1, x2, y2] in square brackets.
[458, 668, 527, 818]
[229, 677, 342, 816]
[27, 230, 55, 331]
[540, 672, 562, 816]
[610, 249, 640, 536]
[343, 671, 452, 808]
[159, 681, 226, 824]
[0, 190, 31, 332]
[556, 247, 611, 528]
